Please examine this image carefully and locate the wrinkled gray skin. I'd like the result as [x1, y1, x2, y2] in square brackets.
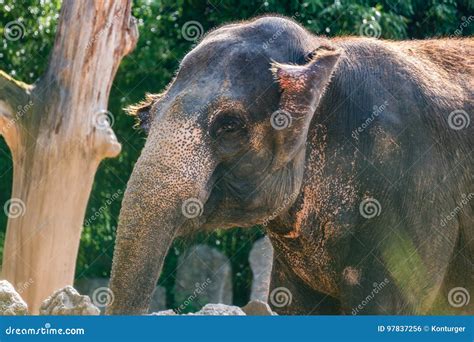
[108, 16, 473, 315]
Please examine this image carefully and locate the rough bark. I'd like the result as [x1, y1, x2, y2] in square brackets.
[0, 0, 138, 313]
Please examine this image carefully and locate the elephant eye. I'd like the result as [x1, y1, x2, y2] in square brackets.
[211, 115, 246, 138]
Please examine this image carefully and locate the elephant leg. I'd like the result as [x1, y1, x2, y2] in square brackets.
[339, 262, 405, 315]
[269, 254, 340, 315]
[339, 222, 456, 315]
[432, 217, 474, 314]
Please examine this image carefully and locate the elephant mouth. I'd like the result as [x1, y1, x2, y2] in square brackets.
[200, 186, 269, 231]
[177, 169, 228, 234]
[188, 166, 261, 232]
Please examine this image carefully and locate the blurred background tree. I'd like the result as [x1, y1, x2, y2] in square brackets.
[0, 0, 472, 308]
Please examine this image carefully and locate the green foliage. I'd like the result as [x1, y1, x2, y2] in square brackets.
[0, 0, 472, 307]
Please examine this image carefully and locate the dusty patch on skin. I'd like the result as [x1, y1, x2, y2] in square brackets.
[270, 124, 358, 298]
[301, 125, 358, 232]
[342, 266, 361, 286]
[249, 122, 268, 151]
[371, 126, 401, 161]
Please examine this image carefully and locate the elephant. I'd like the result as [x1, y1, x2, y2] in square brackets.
[107, 16, 473, 315]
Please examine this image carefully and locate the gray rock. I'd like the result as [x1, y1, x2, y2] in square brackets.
[75, 278, 166, 314]
[149, 309, 176, 316]
[249, 236, 274, 302]
[74, 278, 109, 314]
[242, 300, 277, 316]
[151, 303, 245, 316]
[40, 286, 100, 315]
[194, 303, 245, 316]
[174, 245, 232, 311]
[74, 278, 111, 313]
[149, 285, 167, 312]
[0, 280, 28, 315]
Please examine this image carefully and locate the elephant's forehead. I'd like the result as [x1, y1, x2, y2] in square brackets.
[162, 47, 277, 122]
[163, 78, 275, 126]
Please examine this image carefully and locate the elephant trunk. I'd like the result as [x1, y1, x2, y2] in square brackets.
[107, 122, 214, 314]
[106, 185, 178, 315]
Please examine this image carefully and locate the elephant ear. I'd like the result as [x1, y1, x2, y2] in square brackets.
[269, 48, 341, 169]
[125, 93, 162, 134]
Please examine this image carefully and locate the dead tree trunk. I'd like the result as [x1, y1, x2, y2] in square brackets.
[0, 0, 138, 313]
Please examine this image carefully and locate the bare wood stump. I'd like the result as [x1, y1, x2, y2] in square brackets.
[0, 0, 138, 313]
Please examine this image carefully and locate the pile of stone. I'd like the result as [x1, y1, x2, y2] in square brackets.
[0, 236, 276, 316]
[151, 300, 276, 316]
[0, 280, 28, 315]
[0, 279, 276, 316]
[0, 280, 101, 316]
[74, 278, 166, 313]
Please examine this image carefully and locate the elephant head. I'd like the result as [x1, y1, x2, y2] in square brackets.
[107, 16, 341, 314]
